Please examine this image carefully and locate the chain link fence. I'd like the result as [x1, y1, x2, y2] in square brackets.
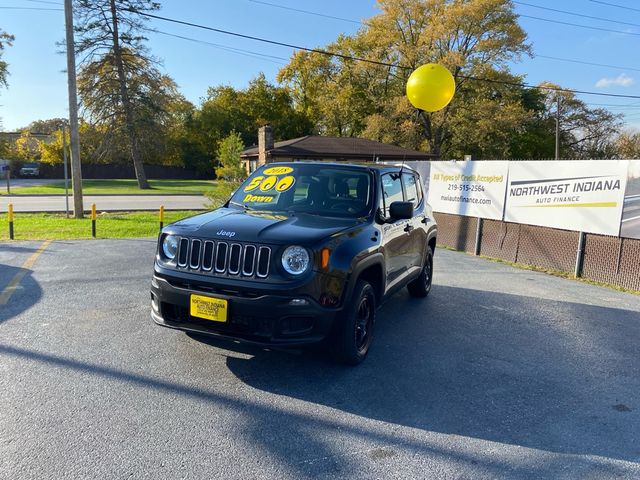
[434, 213, 640, 292]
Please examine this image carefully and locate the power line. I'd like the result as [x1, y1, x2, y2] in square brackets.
[24, 0, 62, 4]
[589, 0, 640, 14]
[0, 6, 62, 10]
[248, 0, 640, 33]
[514, 1, 640, 28]
[248, 0, 639, 75]
[248, 0, 362, 25]
[154, 30, 287, 64]
[127, 9, 640, 100]
[535, 54, 640, 73]
[519, 13, 640, 37]
[589, 104, 640, 108]
[587, 103, 640, 109]
[157, 30, 640, 85]
[127, 9, 397, 68]
[585, 101, 640, 106]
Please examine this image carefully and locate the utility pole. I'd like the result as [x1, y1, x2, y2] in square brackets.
[555, 96, 561, 160]
[64, 0, 84, 218]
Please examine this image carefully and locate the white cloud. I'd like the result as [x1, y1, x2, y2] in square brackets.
[595, 73, 635, 88]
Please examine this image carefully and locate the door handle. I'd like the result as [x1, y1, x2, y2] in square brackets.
[404, 224, 414, 233]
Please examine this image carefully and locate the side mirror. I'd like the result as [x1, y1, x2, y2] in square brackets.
[389, 201, 413, 220]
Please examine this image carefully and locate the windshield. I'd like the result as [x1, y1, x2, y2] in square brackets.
[230, 164, 374, 217]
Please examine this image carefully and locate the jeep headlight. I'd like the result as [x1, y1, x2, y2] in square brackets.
[281, 246, 310, 275]
[162, 235, 179, 260]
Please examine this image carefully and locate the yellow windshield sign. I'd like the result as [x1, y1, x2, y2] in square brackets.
[244, 174, 296, 194]
[263, 166, 293, 175]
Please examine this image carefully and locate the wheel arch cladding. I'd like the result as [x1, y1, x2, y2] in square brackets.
[357, 263, 384, 304]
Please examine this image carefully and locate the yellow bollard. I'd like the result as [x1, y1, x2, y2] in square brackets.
[8, 203, 14, 240]
[159, 205, 165, 231]
[91, 203, 97, 238]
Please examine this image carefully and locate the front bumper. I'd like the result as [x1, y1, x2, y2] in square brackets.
[150, 274, 342, 346]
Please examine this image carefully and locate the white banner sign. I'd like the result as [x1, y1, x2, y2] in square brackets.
[505, 160, 628, 236]
[428, 161, 509, 220]
[620, 159, 640, 240]
[405, 161, 431, 199]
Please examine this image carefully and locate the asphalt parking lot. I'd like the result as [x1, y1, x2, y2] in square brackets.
[1, 240, 639, 479]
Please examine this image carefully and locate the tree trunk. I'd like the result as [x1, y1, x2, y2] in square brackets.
[417, 110, 441, 159]
[109, 0, 149, 189]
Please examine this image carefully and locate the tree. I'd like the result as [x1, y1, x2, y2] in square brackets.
[507, 87, 556, 159]
[39, 131, 66, 165]
[165, 101, 212, 175]
[4, 131, 42, 175]
[0, 29, 15, 132]
[77, 49, 185, 165]
[172, 74, 313, 176]
[615, 131, 640, 159]
[278, 0, 532, 158]
[534, 82, 622, 159]
[0, 29, 14, 89]
[278, 35, 379, 137]
[215, 131, 246, 182]
[74, 0, 163, 188]
[200, 74, 313, 147]
[26, 118, 69, 134]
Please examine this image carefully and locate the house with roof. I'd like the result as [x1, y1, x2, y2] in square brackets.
[241, 125, 433, 173]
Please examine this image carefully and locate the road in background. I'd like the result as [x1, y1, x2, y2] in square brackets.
[2, 178, 63, 189]
[621, 194, 640, 239]
[1, 242, 639, 479]
[0, 194, 208, 212]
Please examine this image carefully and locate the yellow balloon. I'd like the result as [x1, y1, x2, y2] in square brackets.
[406, 64, 456, 112]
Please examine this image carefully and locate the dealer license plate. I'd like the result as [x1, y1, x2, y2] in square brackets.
[190, 294, 228, 322]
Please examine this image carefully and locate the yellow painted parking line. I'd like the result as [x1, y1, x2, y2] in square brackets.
[0, 240, 51, 305]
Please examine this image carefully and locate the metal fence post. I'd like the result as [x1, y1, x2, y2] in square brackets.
[575, 231, 586, 278]
[474, 217, 483, 256]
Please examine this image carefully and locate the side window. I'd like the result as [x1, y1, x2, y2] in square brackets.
[402, 173, 421, 207]
[380, 173, 403, 217]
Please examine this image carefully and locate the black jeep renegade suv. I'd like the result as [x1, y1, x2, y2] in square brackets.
[151, 161, 437, 364]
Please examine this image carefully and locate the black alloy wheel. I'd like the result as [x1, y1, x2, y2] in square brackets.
[331, 279, 376, 365]
[354, 292, 373, 354]
[407, 247, 433, 298]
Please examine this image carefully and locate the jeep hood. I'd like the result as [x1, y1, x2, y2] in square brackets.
[168, 207, 364, 244]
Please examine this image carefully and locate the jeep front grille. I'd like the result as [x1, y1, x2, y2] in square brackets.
[174, 237, 271, 278]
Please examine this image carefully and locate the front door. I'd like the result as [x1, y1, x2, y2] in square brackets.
[379, 172, 414, 292]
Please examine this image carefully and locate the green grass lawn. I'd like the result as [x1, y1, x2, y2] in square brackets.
[0, 210, 203, 240]
[2, 179, 219, 195]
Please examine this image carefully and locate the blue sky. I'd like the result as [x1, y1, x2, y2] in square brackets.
[1, 0, 640, 131]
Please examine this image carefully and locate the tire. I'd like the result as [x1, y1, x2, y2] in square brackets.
[407, 247, 433, 298]
[331, 279, 376, 365]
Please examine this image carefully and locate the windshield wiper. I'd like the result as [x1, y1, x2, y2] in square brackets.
[229, 201, 253, 211]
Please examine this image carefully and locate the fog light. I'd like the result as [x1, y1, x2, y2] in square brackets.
[289, 298, 309, 306]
